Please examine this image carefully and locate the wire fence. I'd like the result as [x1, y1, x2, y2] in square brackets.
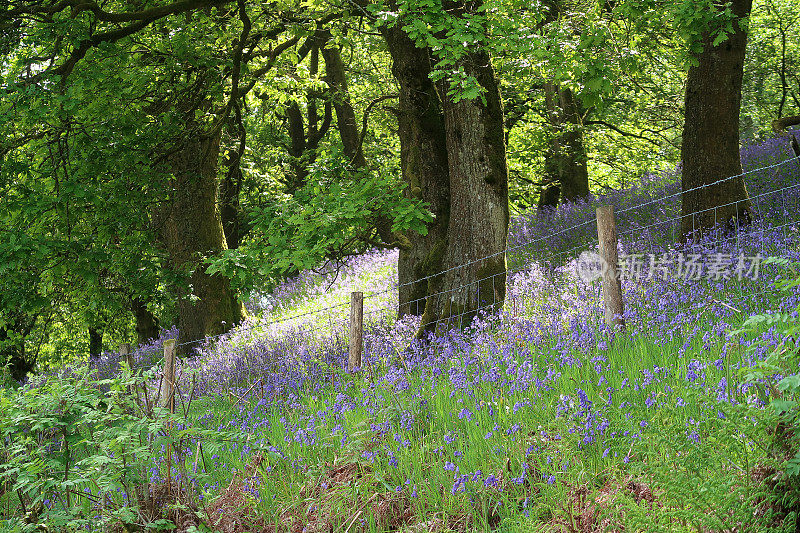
[91, 150, 800, 399]
[225, 157, 785, 343]
[79, 148, 800, 512]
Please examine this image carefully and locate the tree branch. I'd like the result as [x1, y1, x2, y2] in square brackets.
[356, 93, 398, 161]
[584, 119, 661, 147]
[772, 115, 800, 133]
[4, 0, 232, 24]
[11, 0, 235, 85]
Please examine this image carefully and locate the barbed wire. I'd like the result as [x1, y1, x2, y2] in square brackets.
[614, 157, 799, 216]
[360, 156, 800, 299]
[164, 155, 799, 353]
[173, 300, 352, 350]
[615, 181, 800, 241]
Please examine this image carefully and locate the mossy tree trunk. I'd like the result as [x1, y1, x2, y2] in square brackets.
[430, 41, 509, 332]
[543, 82, 589, 206]
[681, 0, 753, 239]
[382, 25, 451, 319]
[286, 101, 311, 191]
[382, 2, 508, 332]
[161, 124, 245, 355]
[132, 297, 160, 345]
[541, 83, 561, 210]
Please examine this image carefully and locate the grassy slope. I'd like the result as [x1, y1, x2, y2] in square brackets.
[182, 239, 797, 531]
[69, 135, 800, 531]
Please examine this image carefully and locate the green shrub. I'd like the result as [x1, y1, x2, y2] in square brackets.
[0, 365, 225, 532]
[737, 257, 800, 528]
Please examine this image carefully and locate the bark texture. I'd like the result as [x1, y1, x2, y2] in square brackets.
[681, 0, 753, 238]
[382, 25, 451, 319]
[132, 297, 160, 345]
[430, 45, 509, 332]
[543, 82, 589, 205]
[161, 124, 244, 355]
[381, 1, 508, 332]
[286, 101, 310, 190]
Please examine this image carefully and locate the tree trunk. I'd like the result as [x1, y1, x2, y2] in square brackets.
[556, 87, 590, 201]
[285, 101, 309, 191]
[283, 34, 331, 194]
[543, 82, 589, 205]
[538, 183, 561, 210]
[681, 0, 753, 238]
[428, 44, 509, 332]
[220, 146, 243, 250]
[381, 25, 451, 318]
[321, 43, 366, 169]
[88, 327, 102, 364]
[0, 324, 31, 382]
[161, 126, 245, 355]
[772, 114, 800, 133]
[132, 297, 160, 345]
[283, 98, 330, 194]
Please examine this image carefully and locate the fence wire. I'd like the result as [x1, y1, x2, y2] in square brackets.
[142, 153, 800, 366]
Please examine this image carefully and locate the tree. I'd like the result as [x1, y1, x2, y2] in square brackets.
[132, 297, 160, 345]
[535, 0, 589, 208]
[0, 0, 310, 359]
[155, 112, 246, 352]
[680, 0, 753, 237]
[377, 0, 509, 333]
[203, 19, 429, 293]
[380, 24, 451, 318]
[543, 83, 590, 205]
[321, 32, 398, 245]
[742, 0, 800, 135]
[282, 30, 333, 193]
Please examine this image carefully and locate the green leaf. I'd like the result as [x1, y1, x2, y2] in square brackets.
[778, 374, 800, 394]
[771, 399, 798, 415]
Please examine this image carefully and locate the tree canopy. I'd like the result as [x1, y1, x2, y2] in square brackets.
[1, 0, 799, 378]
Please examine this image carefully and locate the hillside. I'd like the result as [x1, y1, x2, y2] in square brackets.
[24, 133, 799, 532]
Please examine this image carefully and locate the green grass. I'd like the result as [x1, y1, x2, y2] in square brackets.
[180, 309, 784, 531]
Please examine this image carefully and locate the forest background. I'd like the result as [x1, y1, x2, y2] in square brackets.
[2, 0, 798, 378]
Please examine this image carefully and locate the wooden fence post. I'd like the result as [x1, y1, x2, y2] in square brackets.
[160, 339, 177, 411]
[596, 206, 625, 330]
[159, 339, 177, 490]
[119, 343, 133, 369]
[348, 292, 364, 372]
